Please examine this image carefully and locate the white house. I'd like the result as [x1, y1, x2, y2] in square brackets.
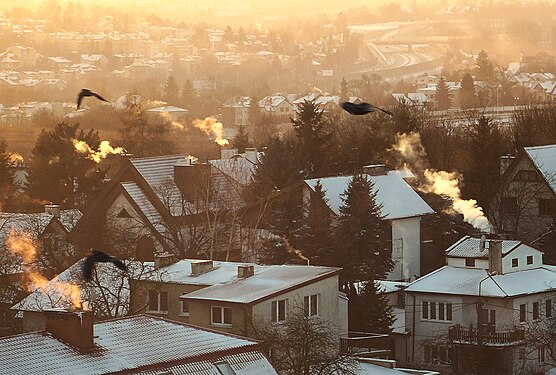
[401, 236, 556, 374]
[303, 165, 435, 281]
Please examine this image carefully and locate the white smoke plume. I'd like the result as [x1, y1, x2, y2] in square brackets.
[158, 111, 185, 129]
[193, 117, 229, 146]
[72, 139, 124, 163]
[392, 133, 491, 233]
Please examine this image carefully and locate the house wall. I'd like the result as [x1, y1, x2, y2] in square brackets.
[186, 274, 346, 340]
[490, 155, 556, 241]
[502, 246, 543, 273]
[388, 217, 421, 281]
[447, 257, 489, 269]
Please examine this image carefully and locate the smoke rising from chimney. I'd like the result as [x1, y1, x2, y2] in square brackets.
[7, 229, 84, 309]
[72, 139, 124, 163]
[392, 133, 491, 233]
[193, 117, 229, 146]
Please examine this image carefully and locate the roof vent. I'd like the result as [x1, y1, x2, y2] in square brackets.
[238, 265, 254, 278]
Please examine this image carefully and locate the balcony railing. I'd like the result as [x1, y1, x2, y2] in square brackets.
[448, 325, 525, 346]
[340, 331, 391, 356]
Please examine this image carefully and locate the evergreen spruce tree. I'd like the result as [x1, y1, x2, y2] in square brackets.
[231, 125, 251, 153]
[301, 180, 334, 265]
[291, 100, 331, 178]
[435, 76, 451, 110]
[347, 281, 394, 333]
[163, 75, 179, 105]
[460, 73, 476, 109]
[475, 50, 494, 82]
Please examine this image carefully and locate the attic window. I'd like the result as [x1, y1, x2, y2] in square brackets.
[117, 208, 132, 218]
[465, 258, 475, 267]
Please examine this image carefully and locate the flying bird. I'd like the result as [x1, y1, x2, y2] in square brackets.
[77, 89, 109, 109]
[341, 101, 394, 116]
[82, 250, 127, 281]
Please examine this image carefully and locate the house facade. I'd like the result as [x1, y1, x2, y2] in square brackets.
[400, 236, 556, 375]
[130, 257, 347, 341]
[489, 145, 556, 242]
[303, 166, 435, 281]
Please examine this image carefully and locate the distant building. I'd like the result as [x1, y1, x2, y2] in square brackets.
[0, 311, 277, 374]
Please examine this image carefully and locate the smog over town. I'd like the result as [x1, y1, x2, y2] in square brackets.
[1, 1, 556, 374]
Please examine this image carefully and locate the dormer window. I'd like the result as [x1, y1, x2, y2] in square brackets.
[465, 258, 475, 267]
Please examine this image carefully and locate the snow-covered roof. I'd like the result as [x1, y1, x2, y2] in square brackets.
[12, 259, 152, 314]
[305, 171, 434, 220]
[143, 259, 339, 304]
[0, 209, 81, 243]
[525, 145, 556, 192]
[121, 181, 166, 233]
[445, 235, 529, 258]
[185, 264, 339, 304]
[209, 155, 258, 185]
[405, 265, 556, 297]
[0, 314, 275, 375]
[376, 280, 409, 294]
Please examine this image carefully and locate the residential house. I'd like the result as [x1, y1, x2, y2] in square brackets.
[258, 95, 295, 121]
[130, 257, 347, 341]
[222, 96, 251, 126]
[0, 311, 277, 374]
[303, 165, 435, 281]
[80, 54, 109, 69]
[400, 236, 556, 374]
[146, 105, 189, 123]
[391, 93, 429, 107]
[489, 145, 556, 242]
[70, 151, 260, 261]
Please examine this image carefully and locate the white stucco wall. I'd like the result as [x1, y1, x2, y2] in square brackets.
[388, 217, 421, 281]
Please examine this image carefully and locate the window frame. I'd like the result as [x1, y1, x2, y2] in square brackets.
[211, 306, 232, 326]
[512, 258, 519, 268]
[527, 255, 533, 265]
[180, 299, 189, 317]
[465, 258, 476, 267]
[546, 299, 553, 318]
[304, 294, 319, 317]
[271, 299, 288, 323]
[533, 301, 540, 320]
[520, 303, 527, 322]
[421, 300, 452, 322]
[147, 290, 168, 314]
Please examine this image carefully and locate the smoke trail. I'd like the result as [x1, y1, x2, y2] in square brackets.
[72, 139, 124, 163]
[392, 133, 491, 233]
[193, 117, 229, 146]
[158, 111, 185, 129]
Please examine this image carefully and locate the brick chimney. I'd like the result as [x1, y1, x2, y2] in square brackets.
[363, 164, 388, 176]
[499, 155, 515, 176]
[488, 240, 503, 275]
[191, 260, 214, 275]
[44, 309, 94, 352]
[238, 265, 254, 278]
[154, 252, 177, 269]
[44, 203, 61, 218]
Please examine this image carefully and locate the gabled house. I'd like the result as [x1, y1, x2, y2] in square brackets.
[130, 256, 347, 341]
[489, 145, 556, 242]
[71, 151, 260, 261]
[400, 236, 556, 375]
[303, 165, 435, 281]
[258, 95, 294, 121]
[0, 311, 277, 374]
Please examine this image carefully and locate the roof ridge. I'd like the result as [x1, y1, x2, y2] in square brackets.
[131, 154, 187, 162]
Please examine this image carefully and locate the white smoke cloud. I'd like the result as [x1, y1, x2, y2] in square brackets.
[193, 116, 229, 146]
[72, 139, 124, 163]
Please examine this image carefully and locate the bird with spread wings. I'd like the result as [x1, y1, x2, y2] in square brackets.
[77, 89, 109, 109]
[82, 250, 127, 281]
[341, 101, 394, 116]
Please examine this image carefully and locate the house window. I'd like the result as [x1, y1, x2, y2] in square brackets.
[538, 346, 545, 363]
[546, 299, 552, 318]
[512, 258, 519, 267]
[520, 304, 526, 322]
[211, 306, 232, 326]
[501, 197, 518, 215]
[271, 299, 287, 323]
[465, 258, 475, 267]
[533, 302, 540, 320]
[304, 294, 319, 317]
[422, 301, 452, 322]
[180, 300, 189, 316]
[148, 290, 168, 313]
[424, 345, 452, 364]
[538, 199, 556, 217]
[527, 256, 533, 265]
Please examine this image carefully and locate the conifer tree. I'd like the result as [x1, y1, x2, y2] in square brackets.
[347, 281, 394, 333]
[231, 125, 251, 153]
[301, 180, 333, 265]
[460, 73, 476, 109]
[0, 139, 15, 207]
[435, 76, 451, 110]
[163, 75, 179, 105]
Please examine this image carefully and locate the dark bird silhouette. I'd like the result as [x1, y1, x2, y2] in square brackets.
[341, 101, 394, 116]
[77, 89, 109, 109]
[82, 251, 127, 281]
